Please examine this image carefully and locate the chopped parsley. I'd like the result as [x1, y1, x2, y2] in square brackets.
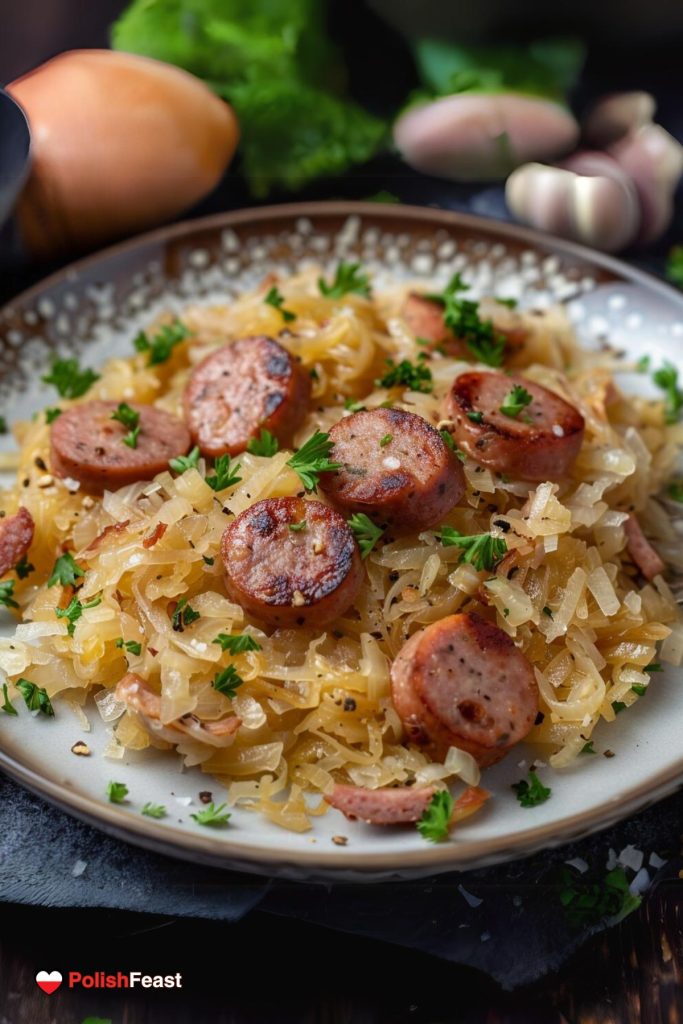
[344, 397, 366, 413]
[0, 416, 6, 433]
[375, 357, 433, 394]
[500, 384, 533, 418]
[289, 520, 307, 532]
[632, 683, 648, 696]
[1, 683, 17, 716]
[45, 407, 62, 424]
[635, 355, 651, 373]
[169, 446, 200, 474]
[55, 595, 102, 636]
[106, 780, 129, 804]
[205, 454, 242, 491]
[48, 551, 85, 588]
[286, 430, 342, 491]
[212, 664, 244, 699]
[496, 297, 518, 309]
[612, 701, 627, 714]
[512, 769, 551, 807]
[42, 357, 100, 398]
[542, 605, 553, 618]
[665, 244, 683, 288]
[645, 663, 663, 673]
[558, 864, 641, 929]
[318, 261, 371, 300]
[467, 410, 484, 423]
[668, 481, 683, 502]
[424, 273, 506, 367]
[653, 362, 683, 423]
[348, 512, 385, 560]
[109, 402, 141, 447]
[134, 319, 190, 366]
[171, 598, 200, 632]
[0, 580, 19, 609]
[202, 555, 215, 566]
[16, 678, 54, 716]
[14, 555, 35, 580]
[191, 801, 231, 827]
[581, 741, 596, 755]
[247, 429, 279, 457]
[437, 528, 507, 571]
[264, 285, 296, 322]
[417, 789, 454, 843]
[379, 433, 393, 447]
[213, 633, 261, 655]
[115, 638, 142, 656]
[141, 802, 167, 819]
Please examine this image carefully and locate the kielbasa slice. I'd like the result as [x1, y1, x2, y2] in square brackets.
[183, 336, 311, 457]
[624, 513, 665, 580]
[319, 408, 465, 530]
[402, 293, 526, 356]
[390, 612, 538, 768]
[325, 783, 437, 825]
[115, 672, 241, 748]
[0, 507, 34, 578]
[221, 497, 363, 628]
[50, 401, 191, 494]
[445, 371, 585, 481]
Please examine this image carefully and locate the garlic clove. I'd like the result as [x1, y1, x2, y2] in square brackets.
[394, 93, 579, 182]
[608, 124, 683, 243]
[583, 92, 656, 147]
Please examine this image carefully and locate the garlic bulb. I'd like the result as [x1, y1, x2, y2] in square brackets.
[583, 92, 656, 146]
[607, 124, 683, 243]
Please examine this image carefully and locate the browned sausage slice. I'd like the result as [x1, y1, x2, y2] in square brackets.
[115, 672, 241, 748]
[624, 513, 665, 580]
[0, 507, 34, 577]
[183, 336, 311, 457]
[319, 408, 465, 530]
[221, 497, 363, 628]
[325, 783, 437, 825]
[390, 612, 538, 767]
[50, 401, 191, 494]
[445, 371, 585, 481]
[402, 293, 527, 356]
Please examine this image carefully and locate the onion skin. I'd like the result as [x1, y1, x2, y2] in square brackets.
[394, 93, 579, 181]
[9, 50, 239, 258]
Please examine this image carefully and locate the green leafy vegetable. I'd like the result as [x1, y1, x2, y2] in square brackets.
[500, 384, 533, 418]
[288, 520, 307, 532]
[264, 286, 296, 323]
[133, 319, 189, 365]
[512, 769, 551, 807]
[247, 429, 279, 457]
[212, 664, 244, 699]
[42, 358, 99, 398]
[111, 402, 141, 449]
[107, 780, 129, 804]
[581, 741, 596, 755]
[0, 580, 19, 609]
[424, 274, 506, 367]
[365, 190, 400, 204]
[318, 261, 371, 300]
[16, 678, 54, 716]
[45, 407, 62, 424]
[417, 789, 454, 843]
[191, 801, 231, 827]
[437, 527, 507, 571]
[379, 433, 393, 447]
[169, 446, 201, 474]
[286, 430, 342, 491]
[632, 683, 648, 696]
[1, 683, 17, 716]
[542, 605, 553, 618]
[439, 429, 459, 455]
[653, 361, 683, 423]
[213, 633, 261, 655]
[344, 397, 366, 413]
[558, 864, 641, 929]
[668, 481, 683, 502]
[205, 454, 242, 491]
[171, 598, 200, 632]
[47, 551, 85, 588]
[14, 555, 35, 580]
[55, 595, 102, 636]
[141, 802, 167, 819]
[635, 355, 650, 373]
[375, 358, 433, 394]
[467, 410, 484, 423]
[612, 701, 627, 715]
[348, 513, 385, 560]
[645, 663, 663, 673]
[115, 638, 142, 656]
[666, 245, 683, 288]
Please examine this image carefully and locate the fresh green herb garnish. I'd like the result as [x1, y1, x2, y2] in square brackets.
[202, 555, 215, 566]
[424, 273, 506, 367]
[106, 781, 129, 804]
[439, 429, 456, 452]
[612, 701, 627, 714]
[632, 683, 648, 696]
[653, 362, 683, 423]
[115, 638, 142, 656]
[171, 598, 200, 632]
[348, 512, 385, 560]
[512, 769, 551, 807]
[542, 605, 553, 618]
[558, 864, 641, 929]
[212, 665, 244, 699]
[247, 429, 279, 457]
[318, 261, 371, 300]
[496, 297, 518, 309]
[379, 433, 393, 447]
[191, 801, 231, 827]
[0, 580, 19, 609]
[635, 355, 651, 373]
[1, 683, 17, 716]
[45, 407, 62, 424]
[205, 454, 242, 492]
[645, 663, 663, 673]
[467, 410, 484, 423]
[14, 555, 35, 580]
[42, 358, 100, 398]
[48, 552, 85, 589]
[213, 633, 261, 655]
[666, 245, 683, 288]
[375, 358, 433, 394]
[417, 789, 454, 843]
[286, 430, 342, 491]
[0, 416, 6, 433]
[141, 802, 167, 819]
[123, 425, 140, 449]
[264, 285, 296, 322]
[55, 595, 102, 636]
[668, 481, 683, 502]
[16, 678, 54, 716]
[581, 741, 596, 755]
[365, 190, 400, 204]
[169, 446, 201, 474]
[110, 402, 141, 448]
[289, 521, 307, 532]
[134, 319, 189, 366]
[437, 528, 507, 571]
[500, 384, 533, 418]
[344, 397, 367, 413]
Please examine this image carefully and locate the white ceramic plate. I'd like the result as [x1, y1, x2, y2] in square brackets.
[1, 202, 682, 880]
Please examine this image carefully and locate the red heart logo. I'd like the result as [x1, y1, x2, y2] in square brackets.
[36, 970, 62, 994]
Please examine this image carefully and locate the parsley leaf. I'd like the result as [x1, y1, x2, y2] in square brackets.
[318, 262, 371, 300]
[424, 274, 506, 366]
[55, 595, 102, 636]
[171, 598, 200, 632]
[212, 665, 244, 699]
[375, 358, 433, 394]
[169, 446, 200, 475]
[653, 361, 683, 423]
[42, 358, 100, 398]
[349, 512, 385, 559]
[437, 528, 507, 571]
[111, 402, 139, 430]
[191, 801, 231, 827]
[512, 769, 551, 807]
[289, 520, 307, 532]
[668, 481, 683, 502]
[107, 780, 129, 804]
[645, 663, 663, 673]
[122, 425, 141, 449]
[558, 864, 641, 929]
[632, 683, 648, 696]
[0, 580, 19, 609]
[264, 286, 296, 323]
[440, 429, 457, 452]
[581, 741, 596, 754]
[16, 678, 54, 716]
[213, 633, 261, 655]
[1, 683, 17, 716]
[286, 430, 342, 491]
[141, 802, 167, 819]
[14, 555, 35, 580]
[635, 355, 651, 373]
[115, 638, 142, 656]
[379, 433, 393, 447]
[344, 397, 367, 413]
[205, 454, 242, 492]
[666, 244, 683, 288]
[612, 701, 627, 714]
[134, 319, 189, 366]
[45, 407, 62, 424]
[500, 384, 533, 418]
[247, 429, 279, 457]
[47, 551, 85, 588]
[467, 410, 484, 423]
[417, 789, 454, 842]
[497, 297, 518, 309]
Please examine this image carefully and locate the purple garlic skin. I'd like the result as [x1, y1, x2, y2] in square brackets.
[394, 93, 579, 181]
[583, 92, 656, 147]
[607, 124, 683, 243]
